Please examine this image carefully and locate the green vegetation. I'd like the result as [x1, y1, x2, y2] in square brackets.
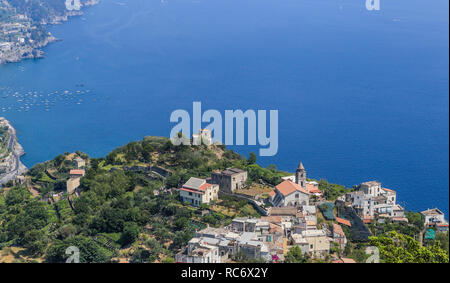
[318, 180, 348, 201]
[367, 211, 424, 238]
[369, 231, 448, 263]
[285, 246, 310, 263]
[1, 135, 448, 263]
[0, 136, 281, 262]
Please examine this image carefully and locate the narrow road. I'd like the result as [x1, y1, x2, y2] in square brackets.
[0, 120, 27, 185]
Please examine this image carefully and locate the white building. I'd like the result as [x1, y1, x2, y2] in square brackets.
[74, 156, 86, 168]
[290, 229, 330, 258]
[268, 180, 310, 207]
[179, 177, 219, 206]
[192, 129, 213, 146]
[348, 181, 402, 219]
[176, 225, 272, 263]
[176, 237, 221, 263]
[421, 208, 449, 231]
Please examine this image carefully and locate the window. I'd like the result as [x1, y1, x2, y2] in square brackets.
[295, 193, 299, 198]
[189, 192, 192, 196]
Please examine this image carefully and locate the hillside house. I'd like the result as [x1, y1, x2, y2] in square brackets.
[179, 177, 219, 206]
[421, 208, 449, 232]
[211, 168, 247, 193]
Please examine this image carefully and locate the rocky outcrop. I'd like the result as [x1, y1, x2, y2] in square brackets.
[0, 118, 27, 185]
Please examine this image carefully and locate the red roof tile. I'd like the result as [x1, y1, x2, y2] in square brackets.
[332, 258, 356, 263]
[336, 217, 351, 227]
[306, 183, 321, 194]
[198, 183, 212, 191]
[332, 223, 345, 236]
[275, 180, 309, 197]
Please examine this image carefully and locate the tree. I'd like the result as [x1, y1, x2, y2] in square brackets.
[369, 231, 449, 263]
[248, 152, 257, 165]
[119, 222, 140, 247]
[45, 236, 110, 263]
[162, 257, 175, 263]
[285, 246, 309, 263]
[405, 211, 424, 229]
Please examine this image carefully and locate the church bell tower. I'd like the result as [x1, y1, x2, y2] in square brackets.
[295, 162, 306, 189]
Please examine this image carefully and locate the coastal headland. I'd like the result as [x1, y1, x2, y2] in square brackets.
[0, 0, 99, 65]
[0, 117, 27, 185]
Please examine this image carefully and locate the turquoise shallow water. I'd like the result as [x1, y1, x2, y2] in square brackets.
[0, 0, 448, 215]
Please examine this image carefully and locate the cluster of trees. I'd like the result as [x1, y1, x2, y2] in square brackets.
[318, 180, 348, 201]
[0, 165, 199, 262]
[369, 231, 449, 263]
[367, 211, 425, 238]
[0, 186, 49, 255]
[285, 246, 310, 263]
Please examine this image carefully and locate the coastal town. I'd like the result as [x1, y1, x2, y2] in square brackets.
[0, 0, 98, 65]
[0, 122, 448, 263]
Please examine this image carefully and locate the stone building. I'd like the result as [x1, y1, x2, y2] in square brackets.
[74, 156, 86, 168]
[295, 162, 307, 189]
[192, 129, 213, 146]
[211, 168, 247, 193]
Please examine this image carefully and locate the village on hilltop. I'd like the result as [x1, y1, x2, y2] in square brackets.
[0, 128, 448, 263]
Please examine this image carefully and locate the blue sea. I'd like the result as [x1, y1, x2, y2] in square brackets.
[0, 0, 448, 216]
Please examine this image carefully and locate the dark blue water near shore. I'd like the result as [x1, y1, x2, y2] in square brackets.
[0, 0, 448, 215]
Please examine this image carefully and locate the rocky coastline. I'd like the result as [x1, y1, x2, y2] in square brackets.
[0, 0, 99, 65]
[0, 117, 27, 185]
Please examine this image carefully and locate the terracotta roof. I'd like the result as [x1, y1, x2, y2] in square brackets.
[363, 219, 372, 224]
[421, 208, 444, 216]
[198, 183, 212, 191]
[336, 217, 351, 227]
[268, 190, 276, 197]
[306, 183, 321, 194]
[275, 180, 309, 197]
[332, 223, 345, 236]
[269, 223, 284, 234]
[332, 258, 356, 263]
[183, 177, 206, 190]
[261, 216, 282, 223]
[70, 169, 85, 175]
[382, 188, 396, 193]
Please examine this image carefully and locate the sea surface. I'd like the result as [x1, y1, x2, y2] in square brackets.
[0, 0, 448, 215]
